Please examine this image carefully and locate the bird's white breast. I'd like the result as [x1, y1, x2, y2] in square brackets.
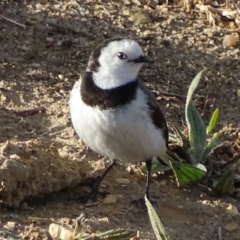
[69, 79, 167, 163]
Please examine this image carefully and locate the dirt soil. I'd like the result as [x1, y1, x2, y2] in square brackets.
[1, 0, 240, 239]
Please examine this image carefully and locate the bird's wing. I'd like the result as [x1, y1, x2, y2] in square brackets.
[138, 79, 169, 146]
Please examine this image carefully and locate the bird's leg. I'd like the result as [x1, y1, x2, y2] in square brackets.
[130, 159, 156, 207]
[145, 159, 152, 199]
[79, 159, 117, 203]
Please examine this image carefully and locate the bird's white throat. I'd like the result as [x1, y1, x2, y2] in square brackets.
[91, 67, 141, 89]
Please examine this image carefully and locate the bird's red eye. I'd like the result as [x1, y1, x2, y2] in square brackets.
[117, 52, 127, 60]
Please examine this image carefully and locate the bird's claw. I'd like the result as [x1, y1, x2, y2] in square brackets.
[129, 197, 158, 208]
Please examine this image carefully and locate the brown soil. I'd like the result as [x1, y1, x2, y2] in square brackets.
[1, 0, 240, 239]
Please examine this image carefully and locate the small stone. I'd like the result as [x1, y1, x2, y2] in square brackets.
[97, 217, 109, 223]
[103, 195, 117, 205]
[158, 180, 167, 186]
[223, 34, 237, 47]
[49, 223, 73, 240]
[35, 3, 42, 10]
[4, 221, 17, 231]
[116, 178, 130, 184]
[129, 10, 152, 24]
[126, 165, 134, 174]
[224, 222, 237, 231]
[53, 4, 61, 10]
[58, 74, 64, 80]
[46, 18, 57, 25]
[202, 200, 210, 205]
[46, 37, 53, 42]
[0, 80, 6, 88]
[1, 95, 7, 102]
[124, 0, 131, 5]
[237, 89, 240, 97]
[226, 204, 238, 216]
[115, 194, 123, 200]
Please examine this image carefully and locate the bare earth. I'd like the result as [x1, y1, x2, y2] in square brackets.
[1, 0, 240, 239]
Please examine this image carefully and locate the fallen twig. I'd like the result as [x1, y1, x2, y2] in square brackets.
[218, 227, 222, 240]
[195, 4, 239, 27]
[14, 106, 46, 117]
[1, 106, 46, 117]
[158, 91, 186, 99]
[0, 14, 26, 29]
[46, 20, 95, 39]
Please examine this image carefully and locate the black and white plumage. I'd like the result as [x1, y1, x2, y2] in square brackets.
[69, 38, 170, 202]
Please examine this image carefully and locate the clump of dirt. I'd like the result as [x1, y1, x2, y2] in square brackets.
[0, 140, 88, 208]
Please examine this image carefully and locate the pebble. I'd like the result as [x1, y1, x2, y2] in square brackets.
[115, 194, 123, 200]
[129, 10, 152, 24]
[116, 178, 130, 184]
[35, 3, 42, 10]
[46, 37, 53, 42]
[58, 74, 64, 80]
[158, 179, 167, 186]
[124, 0, 131, 5]
[4, 222, 16, 231]
[53, 4, 61, 10]
[103, 194, 117, 205]
[226, 204, 238, 216]
[202, 200, 211, 205]
[49, 223, 73, 240]
[224, 222, 237, 231]
[223, 34, 237, 47]
[237, 89, 240, 97]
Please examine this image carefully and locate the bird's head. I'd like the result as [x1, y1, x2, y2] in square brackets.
[87, 38, 154, 89]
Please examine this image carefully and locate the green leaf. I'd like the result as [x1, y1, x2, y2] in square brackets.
[0, 230, 23, 240]
[74, 228, 134, 240]
[145, 195, 171, 240]
[202, 131, 223, 163]
[185, 70, 207, 163]
[207, 108, 220, 135]
[94, 228, 134, 240]
[171, 161, 206, 186]
[213, 169, 235, 195]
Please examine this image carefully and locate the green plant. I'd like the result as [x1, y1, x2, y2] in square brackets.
[142, 70, 236, 195]
[49, 215, 135, 240]
[171, 70, 237, 194]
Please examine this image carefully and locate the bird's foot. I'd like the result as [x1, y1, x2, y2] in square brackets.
[130, 196, 158, 208]
[78, 159, 117, 204]
[77, 176, 110, 204]
[130, 197, 146, 208]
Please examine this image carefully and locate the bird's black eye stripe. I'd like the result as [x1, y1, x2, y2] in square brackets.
[117, 52, 127, 60]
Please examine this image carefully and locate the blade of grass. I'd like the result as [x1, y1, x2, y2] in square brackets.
[185, 70, 207, 163]
[94, 228, 134, 239]
[145, 195, 171, 240]
[207, 108, 220, 135]
[202, 131, 223, 163]
[213, 169, 235, 195]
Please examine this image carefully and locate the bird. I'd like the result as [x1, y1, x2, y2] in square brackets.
[69, 38, 171, 204]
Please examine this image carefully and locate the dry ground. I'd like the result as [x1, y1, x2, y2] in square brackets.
[1, 0, 240, 239]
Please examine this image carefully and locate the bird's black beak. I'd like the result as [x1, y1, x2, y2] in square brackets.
[128, 55, 155, 64]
